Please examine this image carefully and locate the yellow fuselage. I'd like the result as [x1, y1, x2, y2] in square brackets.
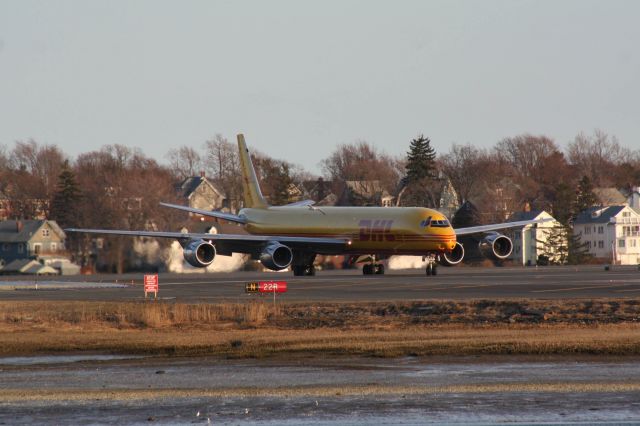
[241, 206, 456, 255]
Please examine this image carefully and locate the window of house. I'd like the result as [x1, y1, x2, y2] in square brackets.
[42, 229, 50, 237]
[598, 226, 604, 234]
[585, 227, 591, 235]
[1, 243, 7, 251]
[623, 211, 630, 217]
[619, 239, 626, 248]
[17, 244, 24, 253]
[50, 243, 57, 252]
[598, 241, 604, 249]
[630, 239, 637, 248]
[33, 244, 41, 255]
[586, 241, 591, 249]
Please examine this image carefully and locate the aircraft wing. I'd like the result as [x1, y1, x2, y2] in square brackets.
[454, 218, 553, 236]
[159, 202, 247, 224]
[65, 228, 350, 254]
[274, 199, 316, 208]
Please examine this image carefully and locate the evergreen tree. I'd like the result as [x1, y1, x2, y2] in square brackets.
[268, 162, 293, 206]
[536, 225, 570, 265]
[566, 229, 591, 265]
[50, 160, 82, 228]
[405, 134, 437, 183]
[399, 134, 438, 207]
[452, 200, 481, 228]
[551, 182, 574, 226]
[573, 175, 598, 215]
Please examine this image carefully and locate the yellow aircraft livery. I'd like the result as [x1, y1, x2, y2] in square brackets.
[68, 134, 548, 276]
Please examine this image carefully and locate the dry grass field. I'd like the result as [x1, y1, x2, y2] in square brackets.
[1, 300, 639, 357]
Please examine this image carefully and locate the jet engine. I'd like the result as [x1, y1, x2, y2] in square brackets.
[259, 242, 293, 271]
[478, 233, 513, 260]
[183, 239, 216, 267]
[439, 242, 465, 266]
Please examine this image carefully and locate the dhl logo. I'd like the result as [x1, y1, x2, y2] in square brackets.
[359, 219, 395, 242]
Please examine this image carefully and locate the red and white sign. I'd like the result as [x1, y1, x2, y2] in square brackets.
[144, 274, 158, 297]
[259, 281, 287, 293]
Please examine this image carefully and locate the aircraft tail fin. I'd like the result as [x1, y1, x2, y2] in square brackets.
[237, 134, 269, 209]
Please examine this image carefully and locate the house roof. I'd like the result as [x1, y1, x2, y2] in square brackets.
[0, 220, 65, 243]
[508, 210, 547, 222]
[574, 206, 626, 224]
[2, 259, 38, 272]
[594, 187, 627, 206]
[178, 176, 224, 199]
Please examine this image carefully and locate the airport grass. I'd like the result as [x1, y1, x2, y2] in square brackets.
[1, 300, 640, 357]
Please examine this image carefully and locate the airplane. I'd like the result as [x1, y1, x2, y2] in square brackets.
[67, 134, 549, 277]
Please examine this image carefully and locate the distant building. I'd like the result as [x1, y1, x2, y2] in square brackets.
[0, 220, 66, 264]
[573, 205, 640, 265]
[622, 186, 640, 210]
[593, 187, 627, 207]
[507, 211, 563, 266]
[177, 173, 227, 218]
[438, 178, 460, 219]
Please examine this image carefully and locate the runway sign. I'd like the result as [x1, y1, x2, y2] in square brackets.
[144, 274, 158, 298]
[245, 281, 288, 293]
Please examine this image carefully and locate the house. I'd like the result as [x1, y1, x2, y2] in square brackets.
[622, 186, 640, 210]
[178, 173, 227, 218]
[594, 187, 627, 206]
[506, 211, 563, 266]
[573, 205, 640, 265]
[438, 178, 460, 219]
[0, 220, 66, 265]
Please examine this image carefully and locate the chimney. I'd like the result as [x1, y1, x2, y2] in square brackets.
[200, 171, 206, 178]
[16, 220, 23, 233]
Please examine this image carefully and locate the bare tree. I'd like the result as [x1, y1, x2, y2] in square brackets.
[165, 146, 203, 180]
[439, 144, 491, 204]
[204, 134, 242, 211]
[321, 141, 401, 198]
[567, 129, 631, 186]
[75, 145, 180, 273]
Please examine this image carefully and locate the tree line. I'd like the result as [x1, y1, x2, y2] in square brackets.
[1, 129, 638, 271]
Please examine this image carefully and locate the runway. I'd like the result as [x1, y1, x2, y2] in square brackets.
[1, 265, 640, 302]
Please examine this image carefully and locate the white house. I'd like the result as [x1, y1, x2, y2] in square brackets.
[507, 210, 563, 266]
[573, 205, 640, 265]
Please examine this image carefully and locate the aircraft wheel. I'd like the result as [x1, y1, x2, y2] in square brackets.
[304, 266, 316, 276]
[426, 264, 433, 276]
[363, 264, 373, 275]
[432, 265, 438, 276]
[375, 264, 385, 275]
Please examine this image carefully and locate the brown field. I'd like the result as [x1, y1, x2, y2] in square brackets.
[1, 299, 639, 357]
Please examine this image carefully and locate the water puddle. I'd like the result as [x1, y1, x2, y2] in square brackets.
[0, 354, 143, 366]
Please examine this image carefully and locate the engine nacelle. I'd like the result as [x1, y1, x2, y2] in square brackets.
[183, 239, 216, 267]
[478, 233, 513, 260]
[259, 242, 293, 271]
[439, 242, 465, 266]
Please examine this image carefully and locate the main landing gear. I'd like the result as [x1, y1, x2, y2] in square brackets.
[292, 252, 316, 276]
[362, 255, 385, 275]
[362, 263, 384, 275]
[425, 254, 438, 276]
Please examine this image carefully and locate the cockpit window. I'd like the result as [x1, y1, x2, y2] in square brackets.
[419, 217, 432, 228]
[430, 219, 450, 228]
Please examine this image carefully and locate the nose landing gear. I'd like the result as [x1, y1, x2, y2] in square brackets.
[424, 254, 438, 276]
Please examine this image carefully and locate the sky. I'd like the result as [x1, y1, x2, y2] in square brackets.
[1, 0, 639, 174]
